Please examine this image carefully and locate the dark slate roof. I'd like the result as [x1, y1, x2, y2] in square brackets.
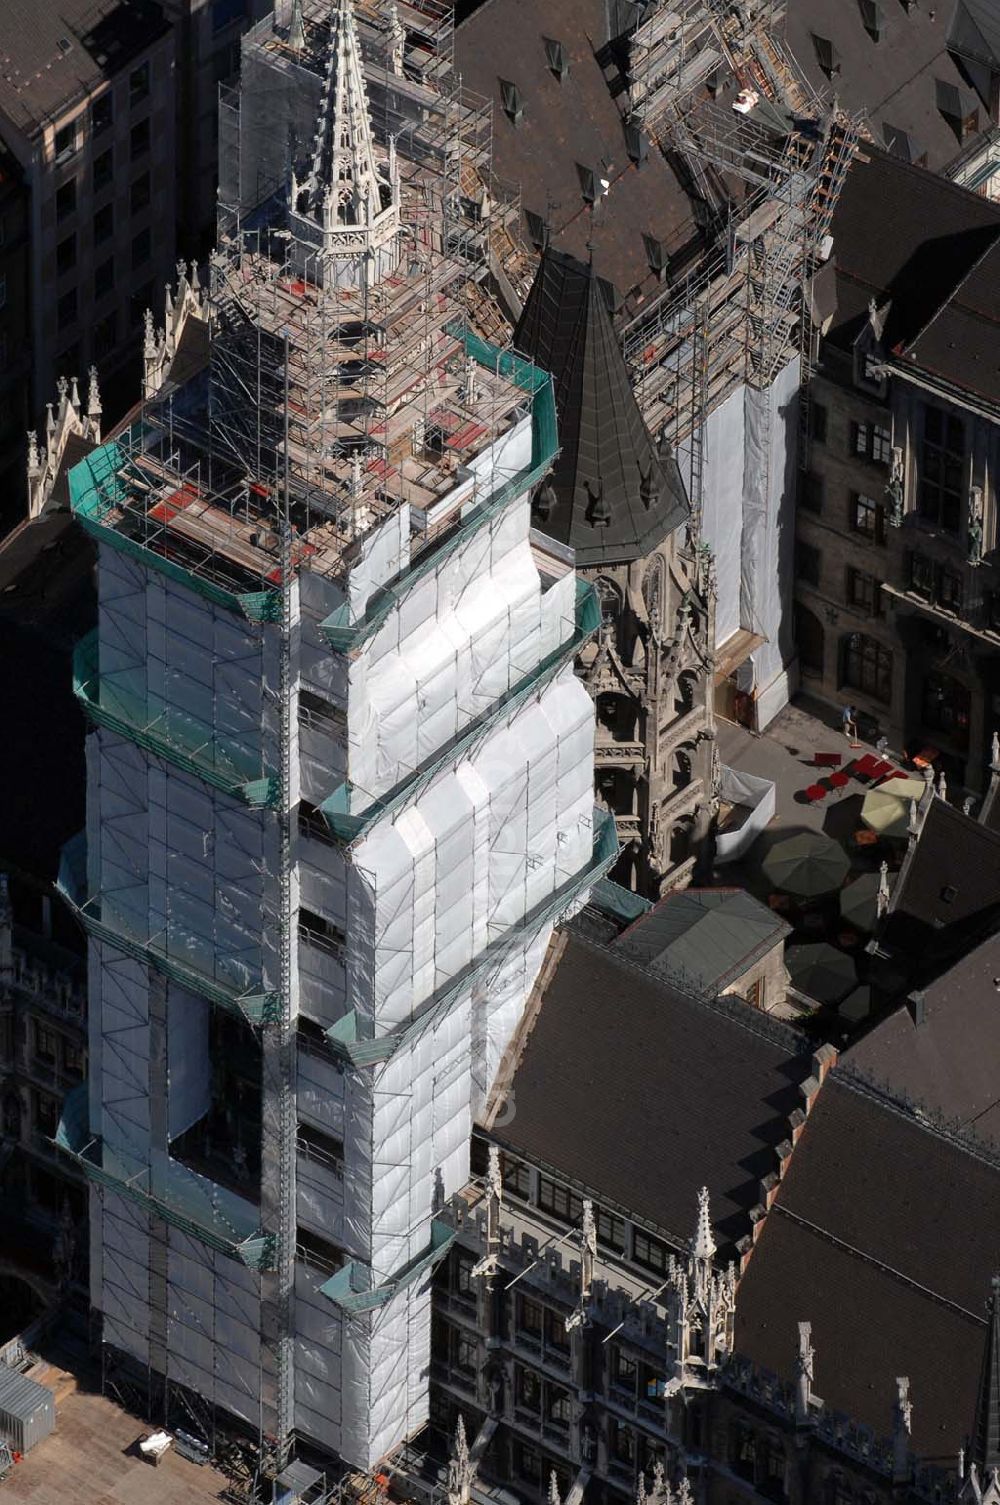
[0, 0, 169, 136]
[735, 1072, 1000, 1462]
[949, 0, 1000, 69]
[826, 148, 1000, 404]
[615, 887, 789, 998]
[454, 0, 699, 320]
[490, 932, 810, 1256]
[515, 248, 688, 564]
[849, 935, 1000, 1149]
[786, 0, 992, 174]
[973, 1276, 1000, 1476]
[876, 798, 1000, 986]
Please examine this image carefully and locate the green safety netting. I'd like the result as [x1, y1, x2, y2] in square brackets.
[68, 437, 282, 624]
[74, 631, 278, 809]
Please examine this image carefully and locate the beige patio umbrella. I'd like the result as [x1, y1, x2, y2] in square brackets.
[860, 778, 927, 840]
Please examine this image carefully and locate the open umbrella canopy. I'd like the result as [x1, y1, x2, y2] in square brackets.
[760, 830, 850, 898]
[839, 869, 893, 932]
[861, 778, 927, 839]
[787, 942, 857, 1006]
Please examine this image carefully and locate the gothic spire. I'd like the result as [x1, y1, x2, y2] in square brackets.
[297, 0, 399, 240]
[972, 1275, 1000, 1479]
[691, 1185, 716, 1264]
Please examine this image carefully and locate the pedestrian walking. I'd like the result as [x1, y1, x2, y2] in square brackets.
[842, 705, 858, 745]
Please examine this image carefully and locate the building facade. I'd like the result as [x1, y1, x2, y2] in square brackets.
[0, 0, 177, 519]
[55, 0, 608, 1474]
[0, 874, 88, 1325]
[794, 152, 1000, 790]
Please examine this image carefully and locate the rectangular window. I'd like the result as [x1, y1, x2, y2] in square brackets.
[93, 311, 117, 359]
[56, 179, 76, 222]
[800, 470, 823, 514]
[298, 907, 345, 959]
[454, 1250, 475, 1300]
[516, 1294, 543, 1342]
[56, 233, 76, 276]
[130, 170, 151, 214]
[850, 491, 884, 543]
[938, 566, 963, 613]
[94, 258, 114, 300]
[131, 225, 151, 268]
[918, 406, 964, 532]
[796, 540, 821, 588]
[130, 117, 151, 160]
[546, 1384, 571, 1426]
[909, 552, 934, 601]
[35, 1024, 57, 1063]
[296, 1121, 343, 1172]
[596, 1206, 626, 1252]
[538, 1176, 583, 1224]
[847, 567, 881, 616]
[842, 632, 892, 704]
[57, 288, 77, 331]
[515, 1443, 540, 1485]
[515, 1364, 541, 1414]
[810, 402, 827, 443]
[299, 688, 346, 735]
[53, 121, 77, 163]
[501, 1154, 532, 1200]
[33, 1092, 58, 1137]
[130, 281, 154, 327]
[545, 1307, 569, 1353]
[63, 1040, 83, 1077]
[455, 1333, 477, 1374]
[611, 1346, 637, 1395]
[130, 61, 150, 105]
[91, 92, 113, 135]
[640, 1363, 667, 1404]
[610, 1419, 636, 1466]
[852, 419, 891, 464]
[633, 1229, 668, 1273]
[93, 147, 113, 193]
[296, 1226, 344, 1275]
[94, 203, 113, 245]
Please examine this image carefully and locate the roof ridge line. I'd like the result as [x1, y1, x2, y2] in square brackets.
[901, 227, 1000, 354]
[838, 1063, 1000, 1173]
[566, 922, 809, 1054]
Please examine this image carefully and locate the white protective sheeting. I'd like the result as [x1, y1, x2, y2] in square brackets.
[715, 765, 776, 864]
[696, 359, 800, 718]
[348, 489, 579, 806]
[699, 384, 745, 648]
[748, 356, 800, 725]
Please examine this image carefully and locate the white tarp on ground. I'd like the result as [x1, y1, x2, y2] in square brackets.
[697, 358, 800, 723]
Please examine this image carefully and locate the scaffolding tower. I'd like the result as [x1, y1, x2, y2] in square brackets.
[619, 0, 859, 519]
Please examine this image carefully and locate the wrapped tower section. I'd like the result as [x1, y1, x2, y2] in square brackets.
[57, 0, 612, 1473]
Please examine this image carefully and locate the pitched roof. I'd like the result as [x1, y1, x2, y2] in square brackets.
[828, 146, 1000, 347]
[0, 0, 169, 137]
[973, 1276, 1000, 1477]
[949, 0, 1000, 69]
[489, 932, 810, 1255]
[615, 887, 789, 999]
[848, 935, 1000, 1149]
[735, 1072, 1000, 1460]
[876, 797, 1000, 986]
[514, 248, 688, 564]
[786, 0, 993, 174]
[454, 0, 699, 319]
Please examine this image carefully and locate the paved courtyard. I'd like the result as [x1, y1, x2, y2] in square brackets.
[2, 1377, 231, 1505]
